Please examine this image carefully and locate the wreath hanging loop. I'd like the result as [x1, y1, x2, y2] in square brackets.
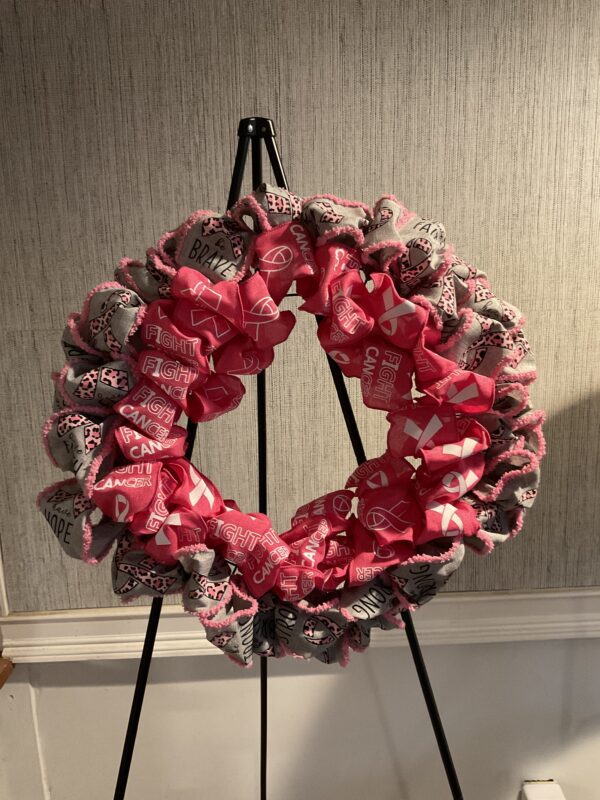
[38, 185, 545, 666]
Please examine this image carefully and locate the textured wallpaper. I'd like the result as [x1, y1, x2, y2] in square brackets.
[1, 0, 598, 612]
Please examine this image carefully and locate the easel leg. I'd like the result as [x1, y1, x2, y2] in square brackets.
[401, 611, 464, 799]
[248, 117, 289, 800]
[241, 117, 290, 800]
[323, 351, 465, 799]
[113, 596, 163, 800]
[258, 363, 268, 800]
[260, 656, 268, 799]
[111, 118, 278, 800]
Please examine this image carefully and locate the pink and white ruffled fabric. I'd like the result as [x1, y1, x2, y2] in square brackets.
[38, 184, 545, 666]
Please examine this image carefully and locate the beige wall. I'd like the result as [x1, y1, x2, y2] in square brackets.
[0, 0, 598, 612]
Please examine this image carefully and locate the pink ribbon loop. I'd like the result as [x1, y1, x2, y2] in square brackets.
[367, 272, 428, 348]
[187, 373, 245, 422]
[141, 300, 207, 366]
[357, 486, 422, 544]
[416, 452, 487, 504]
[253, 221, 316, 303]
[298, 242, 363, 315]
[115, 379, 179, 443]
[138, 349, 207, 407]
[212, 336, 274, 376]
[114, 423, 187, 462]
[291, 489, 353, 532]
[238, 273, 296, 347]
[317, 272, 374, 347]
[171, 267, 245, 327]
[94, 459, 224, 564]
[419, 366, 495, 413]
[170, 298, 237, 354]
[346, 453, 414, 493]
[387, 405, 460, 458]
[360, 338, 414, 410]
[347, 518, 414, 586]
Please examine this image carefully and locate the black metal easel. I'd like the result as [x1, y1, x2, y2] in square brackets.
[113, 117, 464, 800]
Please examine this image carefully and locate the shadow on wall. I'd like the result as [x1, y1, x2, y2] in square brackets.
[452, 390, 600, 592]
[537, 390, 600, 582]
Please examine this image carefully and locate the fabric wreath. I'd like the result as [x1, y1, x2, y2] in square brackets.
[38, 185, 545, 666]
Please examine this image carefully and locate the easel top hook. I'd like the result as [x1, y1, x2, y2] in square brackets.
[237, 117, 277, 138]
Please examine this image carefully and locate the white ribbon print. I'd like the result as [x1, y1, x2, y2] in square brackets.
[378, 286, 416, 338]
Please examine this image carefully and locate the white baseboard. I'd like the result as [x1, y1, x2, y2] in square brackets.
[2, 588, 600, 663]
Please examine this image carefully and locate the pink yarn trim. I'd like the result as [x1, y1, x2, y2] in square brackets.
[316, 224, 366, 249]
[200, 581, 258, 630]
[79, 281, 128, 329]
[509, 508, 526, 537]
[435, 307, 474, 351]
[437, 244, 456, 275]
[412, 294, 445, 331]
[81, 516, 96, 564]
[293, 595, 340, 615]
[124, 304, 146, 348]
[373, 194, 412, 226]
[390, 579, 418, 610]
[82, 422, 117, 499]
[82, 509, 115, 566]
[475, 454, 540, 503]
[145, 249, 177, 277]
[234, 237, 256, 283]
[231, 576, 260, 614]
[382, 609, 406, 629]
[491, 343, 531, 383]
[499, 368, 539, 385]
[464, 528, 495, 555]
[41, 412, 62, 467]
[509, 408, 546, 432]
[398, 537, 463, 567]
[228, 195, 272, 232]
[116, 259, 143, 292]
[302, 192, 372, 215]
[42, 405, 111, 468]
[189, 584, 234, 624]
[362, 240, 412, 276]
[490, 383, 531, 418]
[66, 313, 103, 358]
[53, 361, 77, 408]
[339, 605, 356, 622]
[484, 442, 536, 475]
[36, 477, 77, 510]
[156, 228, 184, 268]
[338, 637, 351, 667]
[174, 541, 210, 558]
[171, 209, 219, 265]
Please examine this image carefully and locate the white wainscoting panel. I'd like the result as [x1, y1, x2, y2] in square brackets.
[2, 634, 600, 799]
